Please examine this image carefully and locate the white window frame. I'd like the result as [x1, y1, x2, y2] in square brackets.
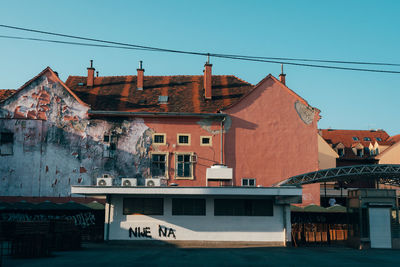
[242, 178, 256, 187]
[152, 133, 166, 145]
[200, 136, 212, 146]
[175, 152, 194, 179]
[177, 134, 191, 146]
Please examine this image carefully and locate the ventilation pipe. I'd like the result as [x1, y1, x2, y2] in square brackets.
[279, 64, 286, 85]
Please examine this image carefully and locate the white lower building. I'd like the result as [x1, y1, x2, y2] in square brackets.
[71, 186, 301, 246]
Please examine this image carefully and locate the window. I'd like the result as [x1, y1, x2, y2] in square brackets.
[103, 133, 117, 158]
[123, 198, 163, 215]
[200, 136, 212, 146]
[356, 149, 363, 157]
[151, 153, 168, 178]
[375, 148, 379, 155]
[364, 147, 370, 156]
[158, 95, 168, 104]
[153, 133, 166, 145]
[1, 132, 14, 155]
[376, 137, 382, 141]
[363, 137, 371, 141]
[214, 199, 273, 216]
[176, 153, 193, 179]
[352, 137, 359, 141]
[177, 134, 190, 145]
[242, 178, 256, 187]
[337, 148, 344, 157]
[172, 198, 206, 216]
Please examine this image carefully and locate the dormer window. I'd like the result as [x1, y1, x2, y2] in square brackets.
[352, 137, 359, 141]
[356, 149, 363, 157]
[337, 148, 344, 157]
[158, 96, 168, 104]
[364, 147, 370, 156]
[375, 148, 379, 155]
[376, 137, 382, 141]
[363, 137, 371, 141]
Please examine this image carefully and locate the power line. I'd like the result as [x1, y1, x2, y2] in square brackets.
[1, 24, 400, 74]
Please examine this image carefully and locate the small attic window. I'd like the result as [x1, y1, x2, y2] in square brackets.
[158, 96, 168, 104]
[78, 82, 85, 86]
[363, 137, 371, 141]
[352, 137, 359, 141]
[376, 137, 382, 141]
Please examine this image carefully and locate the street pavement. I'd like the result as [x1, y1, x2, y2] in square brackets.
[3, 242, 399, 267]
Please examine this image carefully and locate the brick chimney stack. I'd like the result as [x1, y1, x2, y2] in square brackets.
[279, 64, 286, 85]
[137, 61, 144, 90]
[204, 56, 212, 99]
[87, 60, 95, 87]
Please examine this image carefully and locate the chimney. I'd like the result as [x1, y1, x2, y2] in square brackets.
[204, 55, 212, 99]
[137, 61, 144, 90]
[87, 60, 95, 87]
[279, 64, 286, 85]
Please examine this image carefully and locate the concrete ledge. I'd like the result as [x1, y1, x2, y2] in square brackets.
[104, 240, 285, 248]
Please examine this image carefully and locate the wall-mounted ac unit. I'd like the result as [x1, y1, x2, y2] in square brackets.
[145, 178, 161, 187]
[206, 164, 233, 180]
[96, 177, 113, 186]
[121, 178, 137, 187]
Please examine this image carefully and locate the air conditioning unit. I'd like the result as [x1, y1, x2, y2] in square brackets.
[121, 178, 137, 187]
[145, 178, 161, 187]
[96, 177, 113, 186]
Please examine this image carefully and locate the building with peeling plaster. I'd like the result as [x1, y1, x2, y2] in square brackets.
[0, 61, 321, 204]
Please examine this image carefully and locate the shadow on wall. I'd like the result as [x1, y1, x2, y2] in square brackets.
[224, 116, 258, 186]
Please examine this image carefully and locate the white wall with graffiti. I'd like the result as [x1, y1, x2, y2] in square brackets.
[106, 195, 291, 243]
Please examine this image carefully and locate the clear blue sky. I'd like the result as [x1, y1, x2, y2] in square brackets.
[1, 0, 399, 135]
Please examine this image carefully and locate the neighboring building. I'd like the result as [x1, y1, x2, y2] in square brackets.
[319, 129, 396, 167]
[319, 129, 400, 205]
[0, 62, 320, 204]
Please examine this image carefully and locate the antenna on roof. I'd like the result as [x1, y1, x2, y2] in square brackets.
[281, 64, 284, 75]
[139, 60, 143, 69]
[207, 53, 210, 64]
[90, 59, 93, 68]
[96, 71, 99, 77]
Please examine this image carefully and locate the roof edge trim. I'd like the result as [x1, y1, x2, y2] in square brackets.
[88, 110, 227, 118]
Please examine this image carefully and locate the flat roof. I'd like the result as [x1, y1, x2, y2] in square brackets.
[71, 186, 302, 197]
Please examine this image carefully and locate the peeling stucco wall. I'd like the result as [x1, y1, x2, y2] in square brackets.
[0, 71, 153, 196]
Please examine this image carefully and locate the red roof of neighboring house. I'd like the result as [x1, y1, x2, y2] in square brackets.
[65, 75, 253, 113]
[389, 134, 400, 143]
[319, 129, 394, 147]
[0, 89, 16, 101]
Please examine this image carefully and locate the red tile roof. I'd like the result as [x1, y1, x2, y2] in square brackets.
[320, 129, 394, 147]
[0, 89, 16, 101]
[389, 134, 400, 143]
[65, 75, 253, 113]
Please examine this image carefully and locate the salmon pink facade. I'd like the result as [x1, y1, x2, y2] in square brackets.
[223, 75, 320, 205]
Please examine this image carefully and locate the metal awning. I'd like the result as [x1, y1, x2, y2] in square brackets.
[277, 164, 400, 186]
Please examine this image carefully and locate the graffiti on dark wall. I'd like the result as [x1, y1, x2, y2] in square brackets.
[128, 225, 176, 239]
[0, 212, 96, 228]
